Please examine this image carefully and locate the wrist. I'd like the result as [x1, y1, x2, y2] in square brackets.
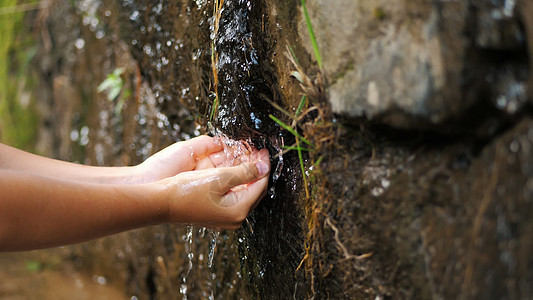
[127, 163, 153, 184]
[149, 179, 173, 224]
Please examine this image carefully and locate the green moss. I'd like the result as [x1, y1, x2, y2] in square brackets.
[0, 1, 39, 151]
[373, 7, 386, 20]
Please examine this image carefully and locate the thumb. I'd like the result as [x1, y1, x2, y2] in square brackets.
[219, 160, 270, 193]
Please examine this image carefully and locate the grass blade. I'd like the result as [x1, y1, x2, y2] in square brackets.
[283, 145, 314, 152]
[269, 114, 313, 147]
[295, 95, 307, 117]
[210, 95, 218, 121]
[300, 0, 322, 69]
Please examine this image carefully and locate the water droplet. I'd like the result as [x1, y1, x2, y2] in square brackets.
[92, 275, 107, 285]
[129, 10, 140, 21]
[95, 30, 105, 39]
[195, 0, 207, 8]
[381, 178, 391, 189]
[75, 38, 85, 49]
[70, 129, 80, 142]
[143, 44, 154, 57]
[371, 186, 385, 197]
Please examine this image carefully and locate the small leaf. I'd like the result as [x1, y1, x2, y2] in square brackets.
[112, 67, 124, 76]
[290, 71, 304, 84]
[108, 86, 122, 101]
[97, 78, 115, 93]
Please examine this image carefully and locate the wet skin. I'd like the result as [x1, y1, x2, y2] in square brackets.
[0, 136, 270, 251]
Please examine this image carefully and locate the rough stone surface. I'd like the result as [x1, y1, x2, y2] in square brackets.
[302, 0, 530, 129]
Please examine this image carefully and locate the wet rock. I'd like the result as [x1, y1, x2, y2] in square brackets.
[301, 0, 530, 129]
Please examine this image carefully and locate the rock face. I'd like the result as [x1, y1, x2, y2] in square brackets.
[303, 0, 530, 129]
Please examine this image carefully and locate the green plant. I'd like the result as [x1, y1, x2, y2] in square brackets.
[269, 114, 312, 147]
[0, 1, 39, 151]
[269, 93, 315, 198]
[97, 67, 129, 115]
[300, 0, 322, 69]
[98, 67, 124, 101]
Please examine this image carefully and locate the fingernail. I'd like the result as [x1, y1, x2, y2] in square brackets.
[255, 161, 269, 176]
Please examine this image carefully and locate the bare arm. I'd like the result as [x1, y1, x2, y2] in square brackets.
[0, 136, 224, 184]
[0, 153, 270, 251]
[0, 136, 270, 252]
[0, 143, 139, 184]
[0, 170, 166, 251]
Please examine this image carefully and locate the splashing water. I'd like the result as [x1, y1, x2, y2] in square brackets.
[214, 133, 255, 167]
[180, 226, 194, 300]
[213, 132, 284, 200]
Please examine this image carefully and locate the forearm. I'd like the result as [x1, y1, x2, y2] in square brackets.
[0, 143, 141, 184]
[0, 170, 168, 251]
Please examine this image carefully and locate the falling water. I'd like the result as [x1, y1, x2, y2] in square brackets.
[179, 226, 194, 299]
[207, 231, 220, 268]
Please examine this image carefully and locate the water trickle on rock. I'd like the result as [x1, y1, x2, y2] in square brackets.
[210, 0, 277, 141]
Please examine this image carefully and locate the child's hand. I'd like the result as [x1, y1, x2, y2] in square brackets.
[136, 135, 225, 183]
[160, 148, 270, 230]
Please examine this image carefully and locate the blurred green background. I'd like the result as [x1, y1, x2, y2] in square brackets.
[0, 0, 39, 152]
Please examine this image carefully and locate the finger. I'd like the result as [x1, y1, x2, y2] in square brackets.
[208, 151, 226, 167]
[219, 174, 269, 208]
[183, 135, 223, 159]
[195, 156, 215, 170]
[218, 159, 270, 193]
[250, 177, 269, 210]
